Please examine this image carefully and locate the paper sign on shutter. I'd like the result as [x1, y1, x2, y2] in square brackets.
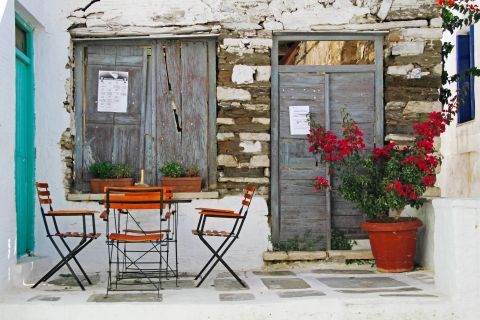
[97, 70, 129, 113]
[289, 105, 310, 135]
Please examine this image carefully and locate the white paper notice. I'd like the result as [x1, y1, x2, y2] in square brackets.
[97, 70, 129, 113]
[289, 105, 310, 135]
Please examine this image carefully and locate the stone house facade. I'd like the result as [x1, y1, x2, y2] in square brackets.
[64, 0, 442, 197]
[1, 0, 444, 290]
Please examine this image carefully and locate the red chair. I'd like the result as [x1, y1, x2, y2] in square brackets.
[33, 182, 100, 290]
[192, 186, 255, 287]
[103, 187, 174, 295]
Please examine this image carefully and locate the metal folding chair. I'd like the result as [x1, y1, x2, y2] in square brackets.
[192, 186, 255, 287]
[101, 186, 179, 285]
[33, 182, 100, 290]
[103, 187, 171, 295]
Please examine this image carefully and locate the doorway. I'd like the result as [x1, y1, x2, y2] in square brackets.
[15, 14, 35, 257]
[271, 33, 384, 249]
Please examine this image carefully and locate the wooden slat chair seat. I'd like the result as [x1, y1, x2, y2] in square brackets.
[48, 210, 98, 216]
[108, 233, 163, 242]
[192, 186, 255, 288]
[192, 230, 232, 237]
[33, 182, 100, 291]
[56, 232, 101, 239]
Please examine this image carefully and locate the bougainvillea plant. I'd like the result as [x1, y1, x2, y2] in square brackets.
[307, 0, 480, 220]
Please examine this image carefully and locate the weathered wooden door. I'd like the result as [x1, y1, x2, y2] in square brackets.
[277, 72, 376, 248]
[15, 16, 35, 256]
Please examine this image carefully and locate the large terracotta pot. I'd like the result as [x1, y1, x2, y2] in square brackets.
[361, 217, 423, 273]
[160, 177, 202, 192]
[90, 178, 135, 193]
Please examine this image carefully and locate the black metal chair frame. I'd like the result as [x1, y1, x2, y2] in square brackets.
[33, 183, 99, 291]
[105, 187, 170, 295]
[193, 186, 255, 287]
[120, 201, 179, 282]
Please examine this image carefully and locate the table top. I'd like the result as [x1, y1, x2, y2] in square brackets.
[98, 199, 192, 205]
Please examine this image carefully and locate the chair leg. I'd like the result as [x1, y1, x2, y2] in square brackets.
[195, 235, 246, 288]
[58, 237, 92, 284]
[32, 236, 92, 290]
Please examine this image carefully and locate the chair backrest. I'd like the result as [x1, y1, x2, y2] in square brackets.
[239, 185, 256, 217]
[104, 187, 168, 210]
[35, 182, 53, 214]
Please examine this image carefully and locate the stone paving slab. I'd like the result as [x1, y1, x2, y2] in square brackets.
[27, 295, 61, 302]
[219, 293, 255, 301]
[380, 293, 438, 297]
[88, 293, 162, 303]
[214, 278, 249, 291]
[337, 287, 421, 294]
[318, 276, 408, 289]
[47, 273, 101, 287]
[277, 290, 325, 298]
[311, 269, 374, 274]
[261, 278, 311, 290]
[253, 271, 296, 276]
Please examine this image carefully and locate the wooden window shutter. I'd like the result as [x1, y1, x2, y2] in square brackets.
[457, 32, 474, 123]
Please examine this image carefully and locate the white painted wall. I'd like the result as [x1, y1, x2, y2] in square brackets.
[437, 24, 480, 198]
[433, 198, 480, 320]
[0, 0, 18, 292]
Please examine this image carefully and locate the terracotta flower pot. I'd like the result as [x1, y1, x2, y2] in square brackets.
[361, 217, 423, 273]
[90, 178, 135, 193]
[160, 177, 202, 192]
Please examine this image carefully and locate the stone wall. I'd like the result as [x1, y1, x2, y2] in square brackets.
[66, 0, 442, 197]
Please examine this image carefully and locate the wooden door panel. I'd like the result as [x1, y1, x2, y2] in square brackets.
[279, 73, 328, 249]
[329, 73, 375, 235]
[155, 40, 209, 187]
[180, 41, 209, 183]
[80, 45, 147, 188]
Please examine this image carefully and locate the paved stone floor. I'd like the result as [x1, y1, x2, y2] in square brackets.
[0, 265, 440, 304]
[0, 265, 458, 320]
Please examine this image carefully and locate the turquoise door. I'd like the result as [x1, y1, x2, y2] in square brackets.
[15, 15, 35, 257]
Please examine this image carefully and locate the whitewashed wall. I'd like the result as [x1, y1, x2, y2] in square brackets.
[0, 0, 18, 292]
[437, 24, 480, 198]
[433, 198, 480, 320]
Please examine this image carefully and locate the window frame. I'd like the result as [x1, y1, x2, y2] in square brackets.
[457, 25, 475, 124]
[72, 37, 218, 192]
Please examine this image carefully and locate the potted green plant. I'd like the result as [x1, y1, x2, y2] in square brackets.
[89, 162, 135, 193]
[306, 107, 453, 272]
[159, 162, 202, 192]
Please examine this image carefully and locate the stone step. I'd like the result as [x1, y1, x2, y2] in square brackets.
[263, 249, 373, 262]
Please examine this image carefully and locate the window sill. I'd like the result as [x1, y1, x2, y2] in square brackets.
[66, 191, 219, 202]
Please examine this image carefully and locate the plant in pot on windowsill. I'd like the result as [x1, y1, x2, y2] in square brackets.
[159, 162, 202, 192]
[89, 162, 135, 193]
[306, 105, 456, 272]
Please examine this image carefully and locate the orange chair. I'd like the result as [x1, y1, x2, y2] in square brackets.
[103, 187, 172, 294]
[192, 186, 255, 287]
[33, 183, 100, 290]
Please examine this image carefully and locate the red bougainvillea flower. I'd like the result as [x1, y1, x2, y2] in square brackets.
[387, 181, 418, 199]
[307, 114, 365, 164]
[438, 0, 455, 6]
[421, 175, 436, 187]
[313, 176, 332, 191]
[373, 141, 396, 160]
